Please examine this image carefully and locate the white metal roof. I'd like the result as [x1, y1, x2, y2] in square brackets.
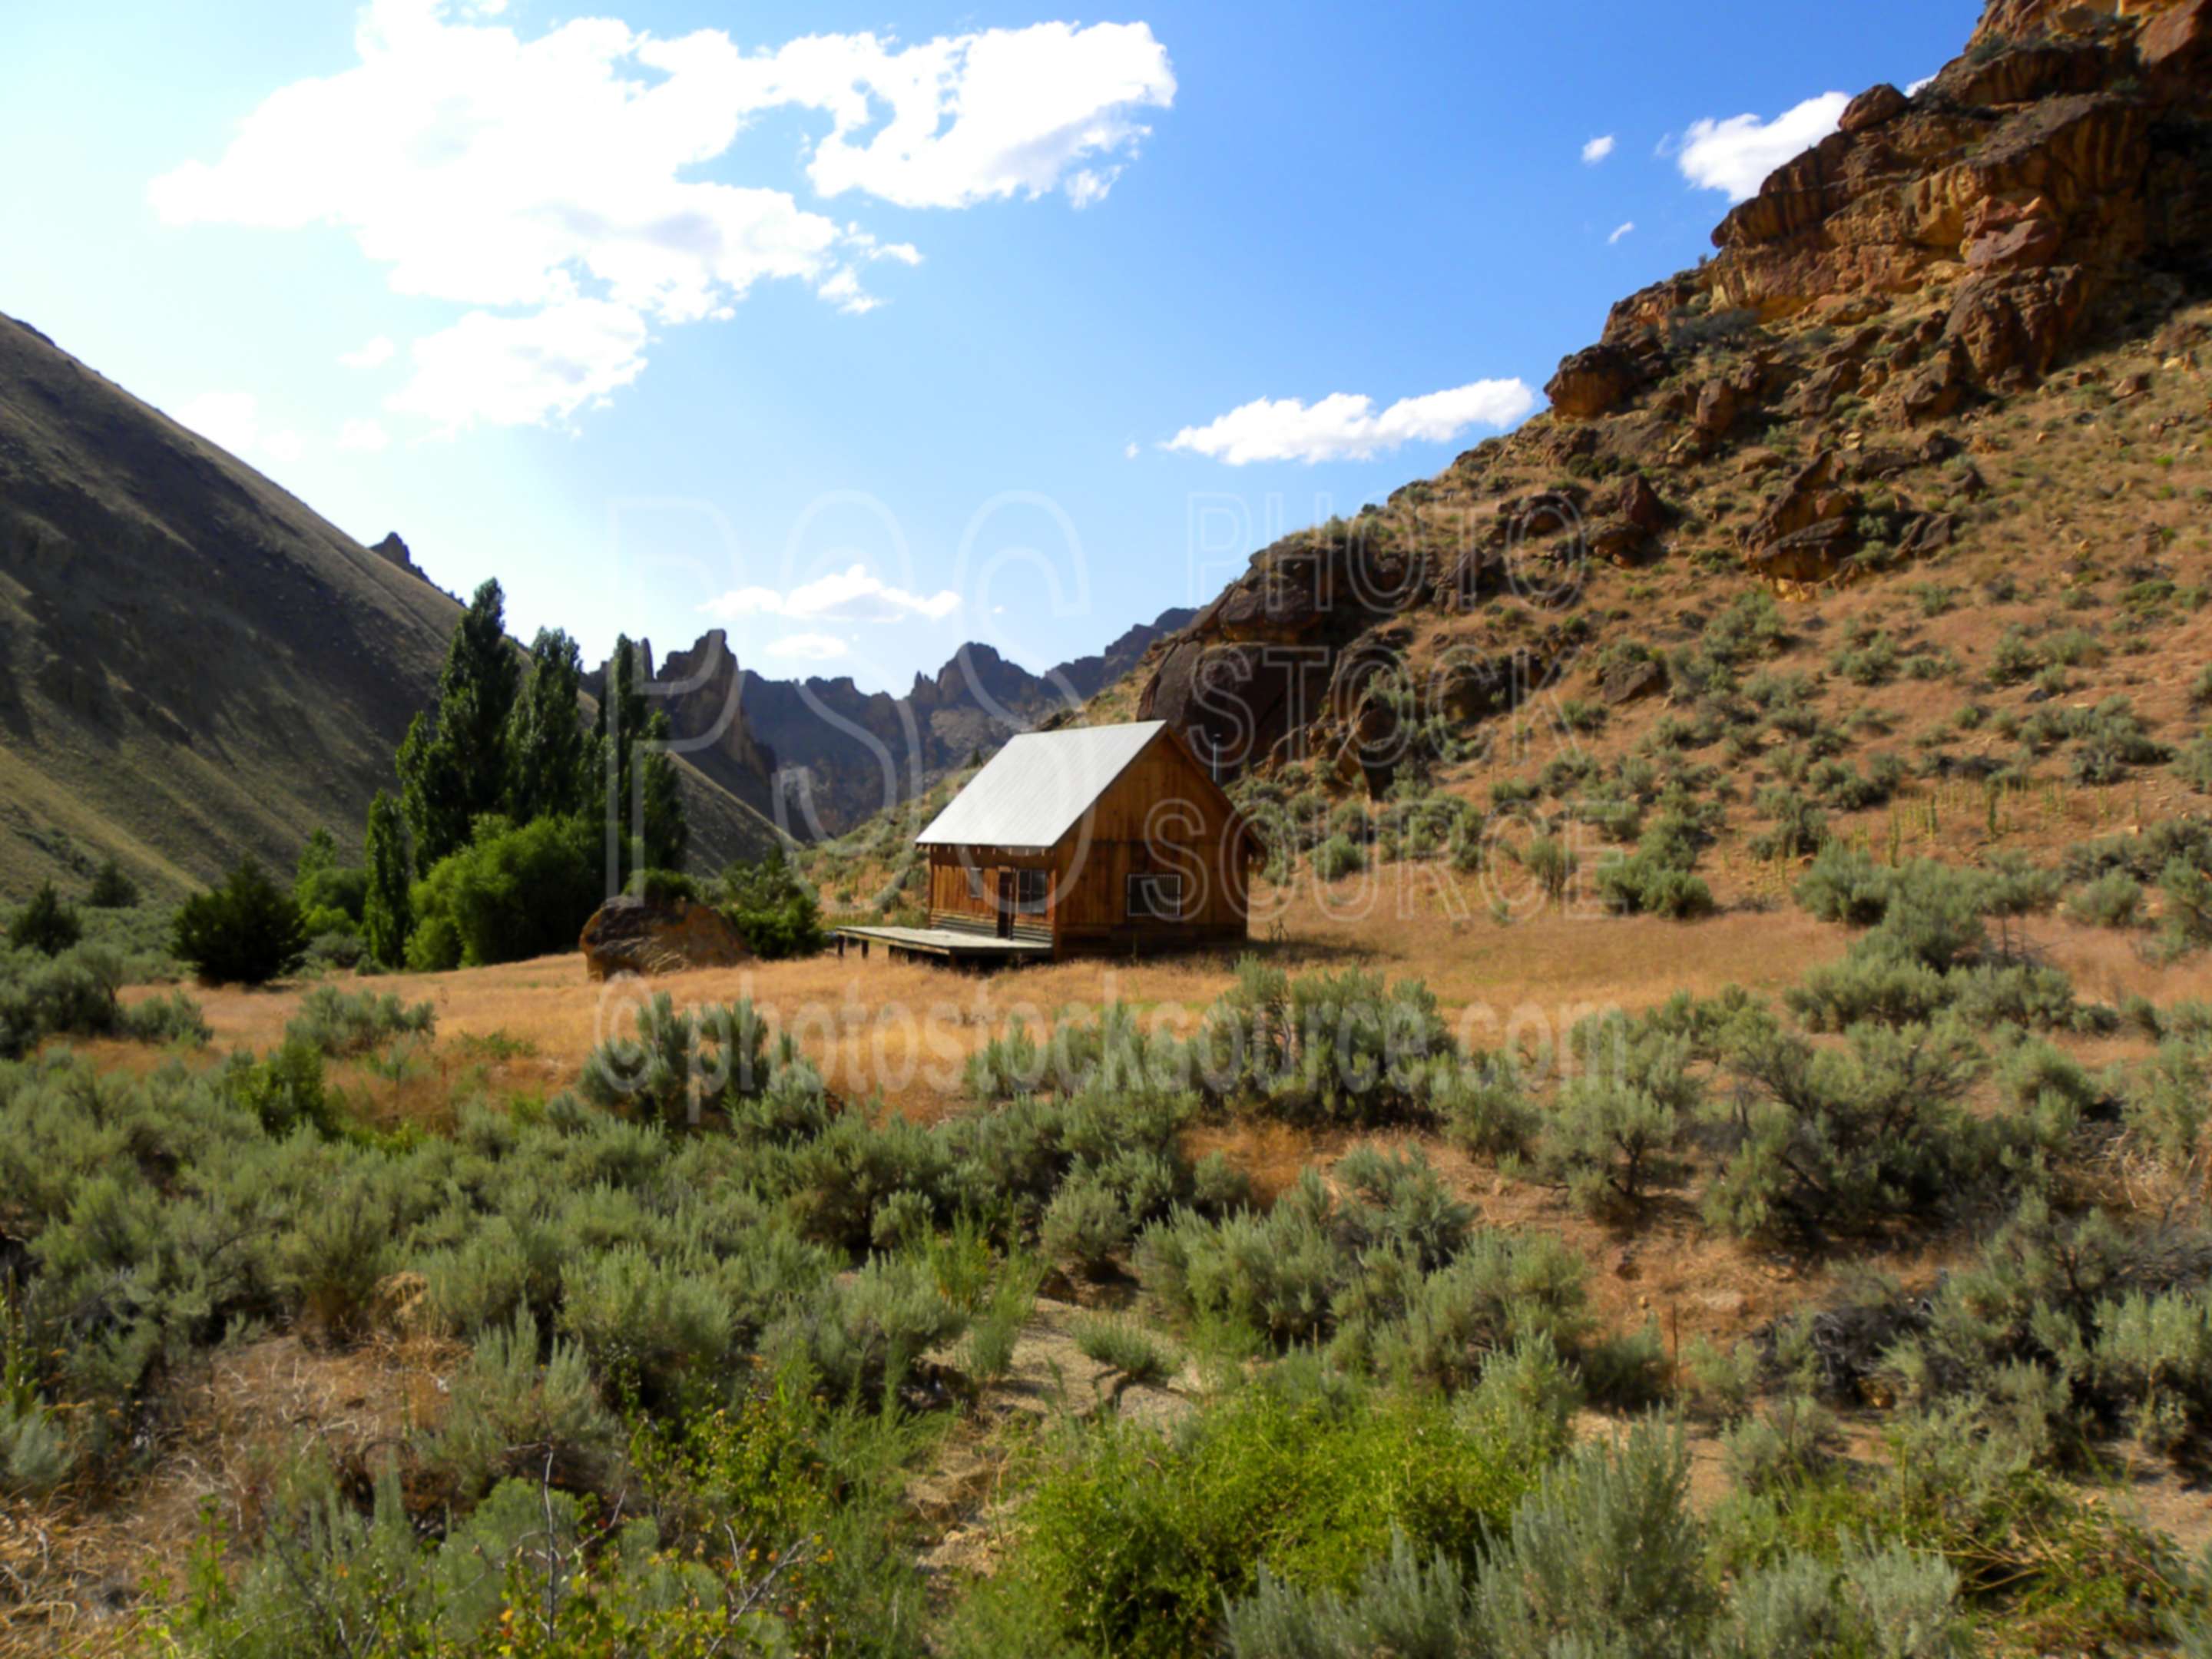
[914, 720, 1168, 850]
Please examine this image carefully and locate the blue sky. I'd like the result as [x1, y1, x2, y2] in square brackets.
[2, 0, 1979, 691]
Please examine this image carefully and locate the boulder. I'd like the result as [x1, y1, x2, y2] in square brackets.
[580, 896, 750, 980]
[1944, 265, 2089, 387]
[1545, 343, 1641, 420]
[1840, 83, 1909, 134]
[1616, 472, 1667, 531]
[1600, 657, 1666, 706]
[2141, 0, 2212, 80]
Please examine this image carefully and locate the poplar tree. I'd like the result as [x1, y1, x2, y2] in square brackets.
[398, 579, 520, 867]
[362, 790, 412, 970]
[505, 628, 589, 823]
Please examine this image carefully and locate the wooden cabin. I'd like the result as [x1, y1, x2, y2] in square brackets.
[835, 721, 1257, 963]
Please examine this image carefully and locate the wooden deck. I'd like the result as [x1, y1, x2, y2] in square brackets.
[832, 925, 1053, 964]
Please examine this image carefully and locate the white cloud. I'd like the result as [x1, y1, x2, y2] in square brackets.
[771, 22, 1175, 210]
[1581, 134, 1616, 165]
[1906, 73, 1936, 96]
[765, 632, 849, 661]
[1677, 91, 1849, 203]
[339, 334, 396, 369]
[173, 391, 304, 465]
[703, 562, 962, 624]
[338, 417, 391, 452]
[382, 300, 650, 432]
[149, 1, 1174, 430]
[1166, 380, 1535, 466]
[1608, 221, 1635, 245]
[1124, 440, 1140, 460]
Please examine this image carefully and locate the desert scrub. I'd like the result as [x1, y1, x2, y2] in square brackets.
[1704, 1010, 2009, 1241]
[2066, 869, 2144, 929]
[0, 942, 208, 1060]
[1595, 815, 1715, 920]
[1192, 959, 1452, 1127]
[969, 1369, 1558, 1659]
[1749, 787, 1827, 860]
[284, 984, 435, 1056]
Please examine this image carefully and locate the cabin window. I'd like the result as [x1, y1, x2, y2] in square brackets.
[965, 866, 985, 901]
[1127, 873, 1184, 920]
[1015, 869, 1049, 915]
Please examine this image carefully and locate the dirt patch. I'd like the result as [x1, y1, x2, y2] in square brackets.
[0, 1331, 455, 1655]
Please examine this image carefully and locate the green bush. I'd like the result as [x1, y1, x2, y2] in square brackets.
[1707, 1011, 1993, 1240]
[2066, 870, 2144, 929]
[1596, 817, 1714, 919]
[173, 859, 306, 985]
[1314, 833, 1366, 881]
[8, 883, 82, 957]
[1194, 959, 1452, 1127]
[1749, 789, 1826, 861]
[85, 858, 140, 909]
[988, 1376, 1551, 1659]
[406, 813, 600, 970]
[0, 943, 207, 1060]
[1475, 1416, 1710, 1655]
[1073, 1314, 1174, 1384]
[718, 848, 825, 959]
[1531, 1011, 1699, 1214]
[284, 985, 435, 1057]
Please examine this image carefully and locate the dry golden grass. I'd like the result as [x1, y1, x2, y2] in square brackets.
[127, 876, 1869, 1127]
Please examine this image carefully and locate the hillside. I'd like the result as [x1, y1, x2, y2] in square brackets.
[800, 0, 2212, 930]
[18, 5, 2212, 1657]
[0, 316, 980, 896]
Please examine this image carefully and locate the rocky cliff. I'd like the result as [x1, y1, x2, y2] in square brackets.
[1138, 0, 2212, 794]
[622, 606, 1194, 839]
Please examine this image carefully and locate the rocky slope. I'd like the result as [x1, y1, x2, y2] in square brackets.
[0, 315, 783, 896]
[1137, 0, 2212, 792]
[611, 606, 1194, 839]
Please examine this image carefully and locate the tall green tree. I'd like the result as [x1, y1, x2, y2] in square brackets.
[362, 790, 412, 970]
[398, 578, 520, 867]
[505, 628, 590, 823]
[640, 709, 689, 873]
[589, 636, 689, 882]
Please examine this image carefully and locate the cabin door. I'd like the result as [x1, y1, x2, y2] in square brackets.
[995, 873, 1015, 938]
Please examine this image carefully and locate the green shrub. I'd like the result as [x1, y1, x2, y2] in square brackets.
[2161, 859, 2212, 955]
[0, 943, 206, 1060]
[2125, 1040, 2210, 1168]
[1474, 1416, 1710, 1656]
[2069, 698, 2167, 785]
[2176, 735, 2212, 795]
[718, 848, 825, 959]
[1518, 834, 1578, 902]
[1073, 1314, 1174, 1384]
[1707, 1012, 1991, 1240]
[8, 883, 82, 957]
[85, 858, 140, 909]
[992, 1377, 1550, 1659]
[426, 1308, 622, 1500]
[1749, 789, 1826, 860]
[1596, 820, 1715, 919]
[406, 813, 600, 970]
[173, 859, 306, 985]
[575, 992, 788, 1132]
[1194, 960, 1452, 1127]
[1532, 1011, 1698, 1214]
[1314, 833, 1366, 881]
[285, 985, 435, 1057]
[2066, 870, 2144, 929]
[1041, 1174, 1131, 1277]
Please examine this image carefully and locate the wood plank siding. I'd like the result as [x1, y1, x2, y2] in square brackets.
[922, 725, 1254, 958]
